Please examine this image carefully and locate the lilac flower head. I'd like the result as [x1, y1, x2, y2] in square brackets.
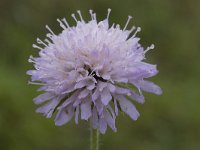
[27, 9, 162, 134]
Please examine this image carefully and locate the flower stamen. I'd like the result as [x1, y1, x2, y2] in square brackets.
[62, 18, 70, 29]
[45, 25, 55, 35]
[89, 9, 94, 20]
[32, 44, 42, 50]
[71, 13, 78, 23]
[107, 8, 111, 20]
[123, 15, 132, 31]
[57, 18, 67, 30]
[37, 38, 47, 47]
[77, 10, 84, 22]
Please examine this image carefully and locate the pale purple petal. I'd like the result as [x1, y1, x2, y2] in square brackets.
[117, 95, 140, 120]
[87, 83, 96, 90]
[113, 98, 119, 116]
[36, 99, 59, 118]
[33, 92, 54, 105]
[92, 88, 100, 101]
[114, 86, 131, 96]
[95, 99, 104, 115]
[73, 98, 81, 107]
[55, 106, 74, 126]
[138, 80, 162, 95]
[98, 19, 109, 29]
[99, 118, 107, 134]
[126, 62, 158, 80]
[78, 89, 90, 99]
[98, 82, 107, 92]
[74, 79, 88, 89]
[130, 91, 145, 104]
[104, 109, 116, 132]
[108, 83, 116, 92]
[81, 100, 92, 120]
[101, 89, 112, 105]
[75, 105, 79, 124]
[92, 108, 98, 129]
[61, 92, 78, 108]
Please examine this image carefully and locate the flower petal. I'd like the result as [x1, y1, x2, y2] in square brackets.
[81, 100, 92, 120]
[99, 117, 107, 134]
[117, 95, 140, 120]
[92, 88, 100, 101]
[113, 98, 119, 116]
[130, 91, 145, 104]
[36, 99, 59, 118]
[104, 109, 116, 132]
[78, 89, 90, 99]
[115, 86, 131, 96]
[33, 92, 54, 105]
[139, 80, 162, 95]
[55, 106, 74, 126]
[127, 62, 158, 80]
[95, 99, 104, 115]
[75, 105, 79, 124]
[101, 89, 112, 105]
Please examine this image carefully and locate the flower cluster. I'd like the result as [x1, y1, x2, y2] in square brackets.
[27, 9, 162, 134]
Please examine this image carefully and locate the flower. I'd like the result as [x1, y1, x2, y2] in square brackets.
[27, 9, 162, 134]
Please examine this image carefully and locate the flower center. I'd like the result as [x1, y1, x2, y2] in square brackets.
[84, 65, 107, 82]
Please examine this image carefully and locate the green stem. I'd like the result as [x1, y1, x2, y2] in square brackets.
[90, 125, 99, 150]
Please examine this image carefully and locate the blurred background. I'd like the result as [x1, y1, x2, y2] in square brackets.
[0, 0, 200, 149]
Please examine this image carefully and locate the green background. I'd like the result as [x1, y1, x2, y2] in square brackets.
[0, 0, 200, 149]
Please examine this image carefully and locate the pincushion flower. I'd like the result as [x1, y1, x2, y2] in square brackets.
[27, 9, 162, 134]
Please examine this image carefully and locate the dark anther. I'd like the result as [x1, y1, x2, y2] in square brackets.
[87, 67, 107, 82]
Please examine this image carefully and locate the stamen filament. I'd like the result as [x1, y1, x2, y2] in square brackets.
[28, 81, 44, 85]
[89, 10, 93, 20]
[77, 10, 84, 22]
[32, 44, 42, 50]
[71, 13, 78, 22]
[45, 25, 55, 35]
[123, 15, 132, 31]
[37, 38, 47, 46]
[107, 8, 111, 20]
[62, 18, 70, 28]
[57, 18, 67, 29]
